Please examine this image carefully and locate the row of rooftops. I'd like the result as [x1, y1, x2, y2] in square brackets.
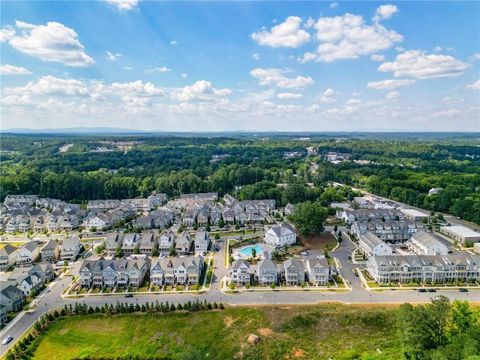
[231, 256, 329, 273]
[368, 253, 480, 268]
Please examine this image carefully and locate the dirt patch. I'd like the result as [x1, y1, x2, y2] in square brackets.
[293, 348, 305, 358]
[224, 316, 235, 328]
[58, 328, 69, 336]
[299, 232, 337, 251]
[257, 327, 273, 337]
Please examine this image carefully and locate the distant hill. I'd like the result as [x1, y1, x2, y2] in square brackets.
[2, 127, 148, 134]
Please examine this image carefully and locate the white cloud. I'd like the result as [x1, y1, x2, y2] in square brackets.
[146, 66, 172, 73]
[1, 94, 33, 106]
[431, 108, 461, 118]
[367, 79, 415, 90]
[433, 46, 442, 53]
[105, 51, 121, 61]
[373, 5, 398, 22]
[330, 2, 339, 9]
[277, 92, 303, 99]
[170, 40, 178, 46]
[172, 80, 232, 101]
[301, 13, 402, 62]
[371, 54, 385, 62]
[250, 67, 314, 89]
[111, 80, 164, 96]
[104, 0, 139, 11]
[251, 16, 311, 48]
[181, 73, 188, 79]
[323, 88, 336, 96]
[318, 88, 338, 103]
[0, 26, 15, 42]
[466, 79, 480, 90]
[469, 53, 480, 61]
[386, 91, 401, 100]
[346, 98, 362, 105]
[0, 64, 32, 75]
[378, 50, 468, 79]
[6, 76, 89, 96]
[252, 53, 261, 60]
[4, 21, 93, 67]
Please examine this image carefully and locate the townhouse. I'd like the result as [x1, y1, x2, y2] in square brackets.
[408, 231, 448, 256]
[16, 241, 41, 265]
[139, 231, 158, 256]
[440, 226, 480, 246]
[367, 254, 480, 284]
[158, 231, 175, 255]
[282, 259, 305, 285]
[340, 209, 404, 224]
[41, 239, 60, 262]
[305, 257, 330, 286]
[194, 230, 210, 255]
[352, 220, 424, 243]
[87, 200, 121, 211]
[60, 235, 82, 261]
[0, 244, 18, 271]
[358, 231, 393, 257]
[83, 213, 111, 231]
[175, 231, 192, 255]
[0, 283, 24, 312]
[105, 232, 124, 256]
[79, 257, 150, 288]
[255, 258, 278, 285]
[150, 256, 204, 286]
[122, 233, 140, 255]
[229, 259, 252, 286]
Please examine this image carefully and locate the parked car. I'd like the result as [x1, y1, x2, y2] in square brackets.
[125, 294, 133, 298]
[2, 335, 13, 345]
[417, 288, 427, 293]
[459, 288, 469, 293]
[427, 288, 437, 293]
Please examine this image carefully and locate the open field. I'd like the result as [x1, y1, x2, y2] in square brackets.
[299, 232, 338, 252]
[30, 304, 401, 360]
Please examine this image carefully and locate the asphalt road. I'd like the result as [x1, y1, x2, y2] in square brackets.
[1, 236, 479, 357]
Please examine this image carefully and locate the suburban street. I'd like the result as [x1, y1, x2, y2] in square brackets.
[1, 235, 478, 357]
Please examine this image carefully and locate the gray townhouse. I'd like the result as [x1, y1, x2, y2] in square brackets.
[105, 232, 124, 256]
[175, 231, 192, 255]
[0, 283, 24, 312]
[282, 259, 305, 285]
[255, 258, 278, 285]
[367, 254, 480, 285]
[150, 256, 204, 286]
[122, 233, 140, 255]
[41, 239, 60, 262]
[139, 231, 158, 255]
[79, 257, 150, 288]
[352, 220, 424, 243]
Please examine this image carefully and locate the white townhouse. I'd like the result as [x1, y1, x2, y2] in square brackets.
[255, 258, 278, 285]
[175, 231, 192, 255]
[229, 259, 251, 286]
[0, 244, 18, 271]
[440, 226, 480, 246]
[158, 231, 175, 255]
[408, 231, 448, 256]
[194, 230, 210, 255]
[305, 257, 330, 286]
[150, 256, 203, 286]
[83, 213, 111, 231]
[358, 231, 393, 257]
[16, 241, 40, 265]
[60, 235, 82, 261]
[264, 224, 296, 248]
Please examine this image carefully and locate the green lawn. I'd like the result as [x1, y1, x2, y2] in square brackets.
[31, 304, 401, 360]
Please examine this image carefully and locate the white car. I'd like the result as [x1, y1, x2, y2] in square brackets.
[2, 335, 13, 345]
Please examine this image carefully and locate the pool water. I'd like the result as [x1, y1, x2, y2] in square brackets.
[238, 244, 264, 257]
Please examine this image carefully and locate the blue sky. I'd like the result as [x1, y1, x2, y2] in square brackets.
[1, 0, 479, 131]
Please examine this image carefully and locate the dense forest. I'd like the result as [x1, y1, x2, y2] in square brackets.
[1, 133, 479, 224]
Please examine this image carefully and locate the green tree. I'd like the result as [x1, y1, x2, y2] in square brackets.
[288, 201, 328, 236]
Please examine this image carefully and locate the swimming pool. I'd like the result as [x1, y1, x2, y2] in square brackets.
[238, 244, 264, 257]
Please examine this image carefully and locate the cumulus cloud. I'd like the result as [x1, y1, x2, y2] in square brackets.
[172, 80, 232, 101]
[367, 79, 415, 90]
[371, 54, 385, 62]
[251, 16, 311, 48]
[386, 91, 401, 100]
[378, 50, 468, 79]
[0, 64, 32, 75]
[466, 79, 480, 90]
[0, 26, 15, 42]
[111, 80, 164, 96]
[4, 21, 93, 67]
[105, 51, 121, 61]
[318, 88, 338, 103]
[104, 0, 139, 11]
[5, 76, 90, 96]
[250, 67, 314, 89]
[373, 4, 398, 22]
[277, 92, 303, 99]
[301, 13, 402, 62]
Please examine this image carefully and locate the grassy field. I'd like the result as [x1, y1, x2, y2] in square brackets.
[31, 304, 401, 360]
